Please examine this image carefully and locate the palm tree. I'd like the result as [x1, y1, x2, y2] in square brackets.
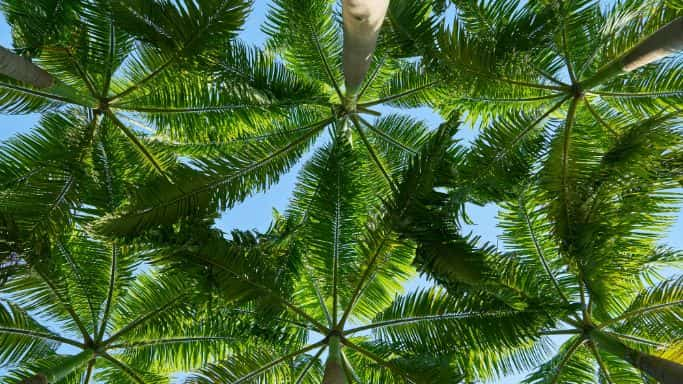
[427, 0, 682, 202]
[498, 183, 682, 384]
[0, 0, 269, 233]
[390, 89, 683, 382]
[94, 0, 445, 236]
[0, 227, 243, 384]
[145, 129, 549, 384]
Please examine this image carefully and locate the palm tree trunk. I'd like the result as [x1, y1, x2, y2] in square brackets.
[590, 330, 683, 384]
[322, 336, 348, 384]
[20, 350, 93, 384]
[582, 16, 683, 89]
[0, 46, 53, 88]
[342, 0, 390, 95]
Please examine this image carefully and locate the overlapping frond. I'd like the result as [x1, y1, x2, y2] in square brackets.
[522, 337, 593, 384]
[264, 0, 343, 93]
[343, 340, 464, 384]
[0, 302, 59, 367]
[367, 287, 546, 357]
[609, 276, 683, 345]
[111, 0, 250, 58]
[188, 341, 314, 384]
[1, 352, 87, 384]
[498, 186, 578, 304]
[95, 111, 328, 236]
[0, 0, 82, 55]
[379, 0, 438, 59]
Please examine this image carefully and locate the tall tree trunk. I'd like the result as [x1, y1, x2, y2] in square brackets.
[0, 46, 53, 88]
[590, 330, 683, 384]
[20, 350, 93, 384]
[581, 16, 683, 89]
[342, 0, 390, 95]
[322, 336, 348, 384]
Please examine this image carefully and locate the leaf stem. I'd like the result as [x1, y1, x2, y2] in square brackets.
[0, 327, 83, 348]
[101, 353, 146, 384]
[294, 345, 326, 384]
[550, 337, 585, 384]
[358, 81, 438, 108]
[350, 116, 398, 195]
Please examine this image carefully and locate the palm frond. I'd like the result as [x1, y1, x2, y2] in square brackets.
[379, 0, 438, 59]
[606, 276, 683, 344]
[111, 0, 250, 58]
[522, 336, 593, 384]
[94, 113, 329, 236]
[188, 341, 320, 384]
[264, 0, 343, 94]
[0, 302, 61, 366]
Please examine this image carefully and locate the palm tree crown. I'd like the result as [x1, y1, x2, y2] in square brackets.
[0, 227, 245, 383]
[0, 0, 256, 236]
[428, 0, 681, 203]
[94, 0, 446, 237]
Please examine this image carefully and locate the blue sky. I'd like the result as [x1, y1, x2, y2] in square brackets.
[0, 3, 681, 383]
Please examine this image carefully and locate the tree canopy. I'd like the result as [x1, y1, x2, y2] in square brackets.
[0, 0, 680, 383]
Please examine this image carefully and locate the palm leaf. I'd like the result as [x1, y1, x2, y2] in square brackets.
[94, 113, 329, 236]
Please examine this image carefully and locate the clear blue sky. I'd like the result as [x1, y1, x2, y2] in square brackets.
[0, 3, 680, 383]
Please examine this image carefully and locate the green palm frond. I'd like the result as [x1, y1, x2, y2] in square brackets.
[95, 356, 169, 384]
[209, 40, 328, 108]
[86, 125, 144, 212]
[0, 226, 246, 383]
[639, 247, 683, 285]
[3, 255, 91, 338]
[522, 336, 594, 384]
[0, 1, 680, 383]
[343, 340, 464, 384]
[463, 104, 564, 202]
[0, 302, 60, 366]
[107, 273, 192, 343]
[379, 0, 438, 59]
[431, 0, 682, 151]
[0, 75, 70, 113]
[111, 0, 250, 58]
[582, 0, 679, 80]
[188, 341, 316, 384]
[541, 110, 681, 314]
[2, 352, 89, 384]
[111, 41, 327, 143]
[0, 0, 82, 56]
[0, 108, 170, 234]
[287, 140, 370, 324]
[156, 222, 307, 325]
[592, 347, 643, 384]
[114, 314, 248, 374]
[359, 61, 442, 109]
[95, 112, 328, 236]
[264, 0, 343, 95]
[365, 287, 546, 356]
[606, 277, 683, 344]
[362, 114, 431, 175]
[432, 0, 562, 121]
[597, 56, 683, 116]
[498, 186, 578, 304]
[345, 220, 415, 324]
